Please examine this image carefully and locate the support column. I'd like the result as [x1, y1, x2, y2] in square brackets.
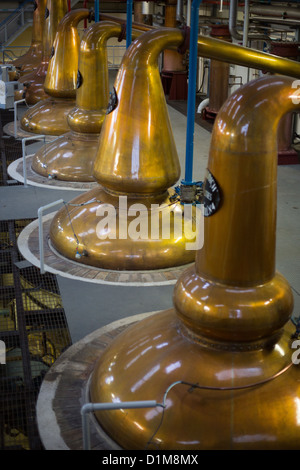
[203, 24, 231, 121]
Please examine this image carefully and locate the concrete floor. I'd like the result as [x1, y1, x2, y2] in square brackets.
[0, 100, 300, 344]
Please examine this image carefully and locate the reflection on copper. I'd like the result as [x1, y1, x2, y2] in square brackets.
[11, 0, 47, 77]
[48, 27, 197, 270]
[31, 21, 124, 181]
[17, 0, 68, 105]
[89, 76, 300, 450]
[20, 8, 90, 136]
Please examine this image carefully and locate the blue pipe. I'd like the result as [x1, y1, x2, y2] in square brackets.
[94, 0, 99, 22]
[126, 0, 133, 49]
[182, 0, 203, 186]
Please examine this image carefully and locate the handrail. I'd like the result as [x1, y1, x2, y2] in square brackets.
[1, 46, 31, 63]
[0, 0, 33, 29]
[22, 135, 48, 187]
[81, 400, 162, 450]
[0, 0, 34, 45]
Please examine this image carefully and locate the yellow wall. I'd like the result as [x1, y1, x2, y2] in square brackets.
[8, 24, 32, 48]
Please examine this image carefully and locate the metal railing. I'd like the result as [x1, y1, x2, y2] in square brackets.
[0, 43, 126, 66]
[107, 44, 126, 68]
[0, 45, 30, 62]
[0, 1, 34, 46]
[81, 400, 162, 450]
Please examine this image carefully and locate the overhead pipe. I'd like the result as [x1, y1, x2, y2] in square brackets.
[31, 10, 300, 183]
[94, 0, 99, 22]
[250, 4, 300, 20]
[250, 16, 300, 27]
[186, 0, 191, 26]
[176, 0, 185, 24]
[89, 74, 300, 450]
[243, 0, 249, 47]
[229, 0, 271, 46]
[20, 8, 92, 136]
[126, 0, 133, 48]
[98, 12, 300, 78]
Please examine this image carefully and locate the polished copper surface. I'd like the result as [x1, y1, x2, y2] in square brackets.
[196, 35, 300, 77]
[48, 24, 300, 269]
[49, 188, 196, 270]
[44, 9, 90, 98]
[21, 8, 90, 135]
[67, 21, 123, 134]
[92, 28, 184, 194]
[31, 131, 99, 180]
[20, 98, 75, 136]
[91, 310, 299, 450]
[49, 28, 196, 269]
[12, 0, 47, 74]
[31, 21, 125, 181]
[90, 76, 300, 449]
[21, 0, 69, 105]
[99, 13, 300, 79]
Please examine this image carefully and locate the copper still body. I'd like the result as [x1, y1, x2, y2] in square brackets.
[46, 21, 300, 270]
[31, 21, 125, 182]
[90, 75, 300, 450]
[49, 28, 197, 271]
[20, 8, 91, 136]
[16, 0, 68, 105]
[11, 0, 47, 76]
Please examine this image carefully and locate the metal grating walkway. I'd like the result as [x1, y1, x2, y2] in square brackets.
[0, 108, 72, 450]
[0, 218, 72, 450]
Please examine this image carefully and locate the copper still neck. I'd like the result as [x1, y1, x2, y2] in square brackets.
[67, 20, 123, 134]
[42, 0, 69, 62]
[89, 76, 300, 450]
[20, 0, 68, 104]
[13, 0, 47, 72]
[174, 75, 299, 344]
[31, 0, 46, 46]
[43, 8, 91, 98]
[197, 76, 297, 285]
[92, 27, 186, 195]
